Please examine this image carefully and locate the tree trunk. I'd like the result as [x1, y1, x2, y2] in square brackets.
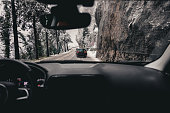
[58, 42, 61, 54]
[33, 15, 39, 59]
[4, 38, 10, 58]
[11, 0, 19, 59]
[46, 31, 49, 57]
[56, 30, 60, 54]
[64, 37, 66, 52]
[66, 42, 69, 51]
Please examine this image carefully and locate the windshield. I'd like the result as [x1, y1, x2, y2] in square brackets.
[0, 0, 169, 63]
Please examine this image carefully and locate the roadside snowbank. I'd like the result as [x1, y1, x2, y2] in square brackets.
[87, 51, 96, 58]
[87, 50, 100, 61]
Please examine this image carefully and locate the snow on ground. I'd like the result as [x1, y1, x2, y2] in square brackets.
[87, 50, 100, 61]
[87, 50, 96, 58]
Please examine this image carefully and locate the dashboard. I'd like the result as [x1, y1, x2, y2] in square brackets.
[24, 62, 47, 88]
[31, 61, 170, 112]
[0, 62, 47, 88]
[37, 62, 170, 91]
[1, 60, 170, 112]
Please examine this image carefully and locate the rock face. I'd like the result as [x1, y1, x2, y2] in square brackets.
[95, 1, 170, 62]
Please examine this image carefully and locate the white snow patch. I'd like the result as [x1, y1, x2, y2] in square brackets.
[87, 50, 100, 61]
[87, 50, 96, 58]
[0, 1, 4, 16]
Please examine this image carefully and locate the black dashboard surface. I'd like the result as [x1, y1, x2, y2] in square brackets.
[37, 62, 170, 93]
[35, 62, 170, 112]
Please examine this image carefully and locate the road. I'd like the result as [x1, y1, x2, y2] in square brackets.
[39, 48, 100, 62]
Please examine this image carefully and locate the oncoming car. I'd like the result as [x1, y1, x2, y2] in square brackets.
[0, 0, 170, 112]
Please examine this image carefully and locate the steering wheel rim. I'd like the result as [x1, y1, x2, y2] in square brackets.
[0, 59, 33, 104]
[0, 58, 31, 72]
[0, 83, 8, 104]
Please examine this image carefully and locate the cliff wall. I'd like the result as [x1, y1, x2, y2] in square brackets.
[95, 1, 170, 62]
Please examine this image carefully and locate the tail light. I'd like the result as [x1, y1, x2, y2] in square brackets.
[84, 51, 87, 53]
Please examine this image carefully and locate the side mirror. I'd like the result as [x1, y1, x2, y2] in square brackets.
[40, 13, 91, 30]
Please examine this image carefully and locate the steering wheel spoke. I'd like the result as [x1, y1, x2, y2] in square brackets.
[16, 88, 30, 100]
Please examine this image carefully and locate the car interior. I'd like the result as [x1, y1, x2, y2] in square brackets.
[0, 0, 170, 112]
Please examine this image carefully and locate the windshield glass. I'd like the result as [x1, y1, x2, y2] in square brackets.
[0, 0, 169, 63]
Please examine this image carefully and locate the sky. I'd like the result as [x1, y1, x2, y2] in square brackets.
[66, 29, 79, 48]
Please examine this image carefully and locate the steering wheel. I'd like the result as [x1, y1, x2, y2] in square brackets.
[0, 59, 33, 105]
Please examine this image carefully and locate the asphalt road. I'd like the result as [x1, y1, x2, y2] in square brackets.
[39, 48, 100, 62]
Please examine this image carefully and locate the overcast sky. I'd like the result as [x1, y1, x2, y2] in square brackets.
[66, 29, 79, 47]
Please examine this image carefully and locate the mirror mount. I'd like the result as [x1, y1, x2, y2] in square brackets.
[51, 5, 79, 16]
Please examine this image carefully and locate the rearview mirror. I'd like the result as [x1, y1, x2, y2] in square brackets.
[40, 13, 91, 30]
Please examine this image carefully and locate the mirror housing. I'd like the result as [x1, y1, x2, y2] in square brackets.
[37, 1, 93, 30]
[40, 13, 91, 30]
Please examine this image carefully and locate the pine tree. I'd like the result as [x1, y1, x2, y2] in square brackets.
[16, 0, 50, 59]
[0, 1, 12, 58]
[82, 27, 89, 48]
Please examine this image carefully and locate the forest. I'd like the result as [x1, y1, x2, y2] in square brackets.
[0, 0, 72, 60]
